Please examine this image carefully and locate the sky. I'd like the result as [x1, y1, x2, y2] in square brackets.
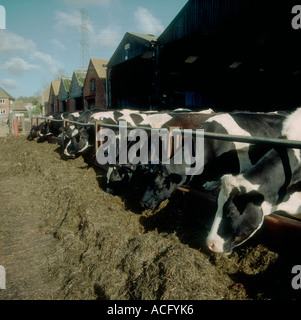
[0, 0, 188, 99]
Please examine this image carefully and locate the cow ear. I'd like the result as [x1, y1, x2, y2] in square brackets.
[80, 129, 89, 139]
[233, 191, 264, 214]
[247, 191, 264, 206]
[169, 173, 182, 184]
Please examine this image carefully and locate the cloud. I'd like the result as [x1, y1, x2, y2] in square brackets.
[63, 0, 112, 7]
[49, 39, 66, 51]
[54, 10, 80, 32]
[2, 57, 40, 76]
[54, 10, 121, 51]
[0, 30, 36, 55]
[0, 29, 64, 79]
[54, 10, 94, 34]
[30, 51, 63, 76]
[93, 25, 122, 50]
[0, 78, 19, 90]
[134, 7, 164, 35]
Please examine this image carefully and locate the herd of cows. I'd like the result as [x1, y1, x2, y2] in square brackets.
[27, 107, 301, 254]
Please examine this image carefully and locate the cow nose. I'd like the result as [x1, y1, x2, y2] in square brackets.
[206, 238, 216, 252]
[140, 201, 152, 209]
[106, 188, 113, 194]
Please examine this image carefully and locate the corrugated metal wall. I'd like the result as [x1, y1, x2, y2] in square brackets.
[158, 0, 251, 45]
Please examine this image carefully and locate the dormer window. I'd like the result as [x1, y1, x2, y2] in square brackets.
[90, 78, 96, 92]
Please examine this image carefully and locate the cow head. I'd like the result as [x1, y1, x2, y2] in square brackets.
[206, 174, 264, 254]
[140, 164, 183, 210]
[64, 127, 90, 157]
[27, 125, 40, 141]
[106, 165, 135, 194]
[38, 121, 52, 137]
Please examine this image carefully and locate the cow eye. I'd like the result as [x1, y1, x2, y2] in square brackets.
[227, 210, 237, 218]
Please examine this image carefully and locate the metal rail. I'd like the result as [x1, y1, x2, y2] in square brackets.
[38, 116, 301, 149]
[96, 122, 301, 150]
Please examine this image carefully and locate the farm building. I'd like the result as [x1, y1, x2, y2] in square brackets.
[68, 70, 87, 111]
[154, 0, 301, 111]
[47, 81, 60, 113]
[58, 77, 72, 112]
[11, 100, 27, 113]
[107, 0, 301, 112]
[0, 87, 15, 123]
[83, 58, 109, 110]
[107, 32, 158, 110]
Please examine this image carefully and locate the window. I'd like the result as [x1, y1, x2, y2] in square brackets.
[90, 78, 96, 92]
[0, 99, 5, 104]
[0, 109, 6, 113]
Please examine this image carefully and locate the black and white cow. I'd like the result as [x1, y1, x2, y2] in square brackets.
[63, 109, 147, 157]
[38, 112, 77, 139]
[206, 108, 301, 254]
[27, 112, 55, 141]
[140, 112, 287, 210]
[106, 110, 215, 194]
[61, 109, 107, 156]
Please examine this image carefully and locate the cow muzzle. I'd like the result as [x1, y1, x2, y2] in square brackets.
[206, 236, 225, 254]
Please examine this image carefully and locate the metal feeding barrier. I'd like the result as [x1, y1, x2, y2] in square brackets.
[37, 115, 301, 233]
[39, 115, 301, 149]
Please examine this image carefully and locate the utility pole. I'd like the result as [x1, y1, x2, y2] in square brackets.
[79, 8, 90, 70]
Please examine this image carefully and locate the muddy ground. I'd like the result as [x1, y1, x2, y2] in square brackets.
[0, 134, 300, 300]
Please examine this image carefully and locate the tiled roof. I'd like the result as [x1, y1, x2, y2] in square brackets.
[51, 81, 61, 95]
[90, 58, 109, 78]
[0, 87, 15, 100]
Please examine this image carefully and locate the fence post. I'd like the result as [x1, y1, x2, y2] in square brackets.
[21, 115, 25, 133]
[95, 121, 99, 155]
[62, 119, 67, 148]
[13, 118, 18, 136]
[168, 126, 181, 159]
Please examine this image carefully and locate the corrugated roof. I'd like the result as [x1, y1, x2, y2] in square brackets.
[90, 58, 109, 78]
[61, 77, 72, 92]
[128, 32, 158, 42]
[158, 0, 251, 45]
[0, 87, 15, 100]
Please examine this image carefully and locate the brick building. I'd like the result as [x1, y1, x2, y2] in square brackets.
[83, 58, 108, 110]
[0, 87, 15, 123]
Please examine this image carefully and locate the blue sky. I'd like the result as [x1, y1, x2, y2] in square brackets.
[0, 0, 188, 98]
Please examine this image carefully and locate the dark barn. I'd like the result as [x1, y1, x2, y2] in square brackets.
[107, 32, 158, 110]
[155, 0, 301, 111]
[107, 0, 301, 112]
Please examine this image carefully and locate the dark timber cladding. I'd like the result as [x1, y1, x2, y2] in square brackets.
[107, 32, 158, 110]
[156, 0, 301, 112]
